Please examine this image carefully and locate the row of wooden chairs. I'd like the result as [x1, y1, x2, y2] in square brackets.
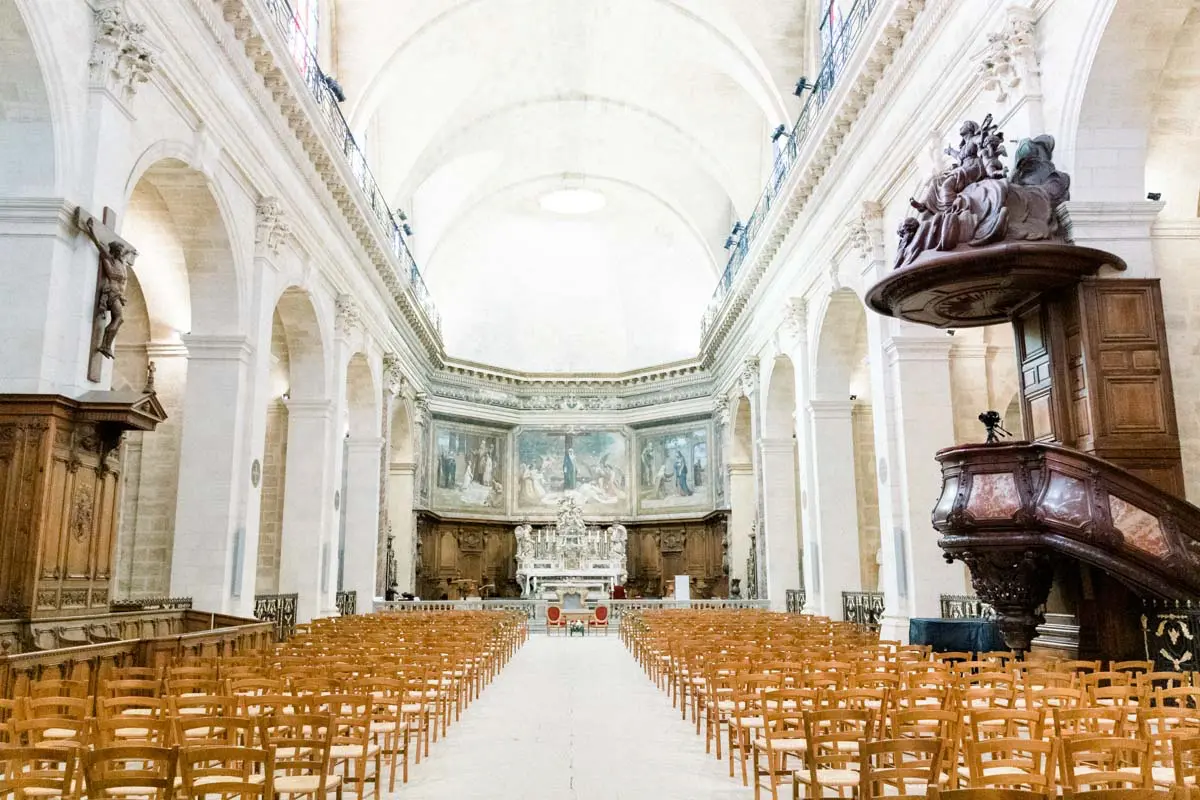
[622, 609, 1197, 799]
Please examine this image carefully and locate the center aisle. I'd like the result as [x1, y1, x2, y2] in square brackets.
[396, 634, 744, 800]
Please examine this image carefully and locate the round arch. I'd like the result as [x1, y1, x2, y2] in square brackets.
[0, 0, 57, 195]
[813, 289, 868, 399]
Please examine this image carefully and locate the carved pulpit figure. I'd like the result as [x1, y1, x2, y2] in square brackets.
[77, 207, 137, 380]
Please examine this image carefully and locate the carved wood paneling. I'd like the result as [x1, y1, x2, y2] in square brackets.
[1019, 280, 1184, 497]
[416, 511, 728, 600]
[0, 396, 162, 619]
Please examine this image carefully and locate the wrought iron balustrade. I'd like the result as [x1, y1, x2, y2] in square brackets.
[842, 591, 885, 629]
[258, 0, 440, 333]
[940, 594, 995, 620]
[335, 590, 357, 616]
[253, 593, 299, 641]
[701, 0, 882, 338]
[785, 589, 807, 614]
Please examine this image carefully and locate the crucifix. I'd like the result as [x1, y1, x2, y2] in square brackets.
[75, 206, 137, 383]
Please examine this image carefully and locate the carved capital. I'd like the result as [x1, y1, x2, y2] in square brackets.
[89, 2, 158, 99]
[382, 353, 406, 397]
[974, 6, 1040, 103]
[255, 197, 290, 256]
[712, 395, 731, 430]
[780, 298, 807, 341]
[740, 356, 761, 398]
[848, 201, 885, 262]
[412, 393, 431, 429]
[334, 294, 361, 337]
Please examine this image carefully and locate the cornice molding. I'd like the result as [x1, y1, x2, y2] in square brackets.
[698, 0, 928, 365]
[184, 0, 444, 367]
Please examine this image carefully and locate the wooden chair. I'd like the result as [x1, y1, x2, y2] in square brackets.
[1059, 736, 1152, 792]
[929, 791, 1048, 800]
[178, 744, 271, 798]
[174, 715, 258, 748]
[587, 605, 610, 635]
[796, 708, 873, 798]
[83, 745, 177, 800]
[0, 746, 79, 800]
[545, 605, 566, 636]
[860, 737, 943, 798]
[751, 697, 810, 800]
[1171, 735, 1200, 797]
[963, 738, 1056, 791]
[319, 696, 379, 800]
[260, 714, 342, 800]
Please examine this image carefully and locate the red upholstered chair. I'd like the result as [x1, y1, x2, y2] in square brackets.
[546, 605, 566, 636]
[589, 605, 610, 635]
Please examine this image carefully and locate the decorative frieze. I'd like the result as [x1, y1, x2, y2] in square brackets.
[89, 1, 158, 99]
[254, 197, 290, 256]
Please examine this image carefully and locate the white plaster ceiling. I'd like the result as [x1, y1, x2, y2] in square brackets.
[332, 0, 810, 372]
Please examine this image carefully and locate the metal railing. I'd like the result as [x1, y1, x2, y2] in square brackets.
[940, 594, 995, 620]
[334, 590, 357, 617]
[842, 591, 885, 629]
[253, 593, 299, 641]
[701, 0, 882, 338]
[259, 0, 441, 333]
[785, 589, 807, 614]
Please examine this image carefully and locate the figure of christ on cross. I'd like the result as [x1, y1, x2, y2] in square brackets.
[76, 207, 137, 379]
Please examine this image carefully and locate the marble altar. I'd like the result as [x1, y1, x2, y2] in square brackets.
[515, 498, 628, 600]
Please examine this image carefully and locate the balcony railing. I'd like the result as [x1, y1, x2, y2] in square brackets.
[842, 591, 885, 629]
[253, 593, 299, 641]
[701, 0, 882, 338]
[260, 0, 441, 334]
[334, 590, 357, 617]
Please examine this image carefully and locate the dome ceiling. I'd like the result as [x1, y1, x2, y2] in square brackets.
[332, 0, 811, 372]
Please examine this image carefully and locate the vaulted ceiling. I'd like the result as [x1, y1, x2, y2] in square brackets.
[332, 0, 812, 372]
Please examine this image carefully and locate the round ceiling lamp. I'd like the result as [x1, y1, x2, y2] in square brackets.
[538, 188, 607, 215]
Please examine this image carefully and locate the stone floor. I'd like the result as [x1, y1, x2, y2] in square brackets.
[393, 633, 747, 800]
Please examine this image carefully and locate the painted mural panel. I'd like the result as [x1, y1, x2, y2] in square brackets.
[636, 423, 711, 514]
[516, 429, 629, 514]
[431, 421, 507, 513]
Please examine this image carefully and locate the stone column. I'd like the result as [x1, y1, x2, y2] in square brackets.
[387, 463, 417, 594]
[760, 436, 802, 611]
[278, 399, 337, 622]
[808, 399, 863, 616]
[853, 200, 965, 640]
[342, 436, 384, 610]
[169, 335, 253, 612]
[726, 462, 755, 595]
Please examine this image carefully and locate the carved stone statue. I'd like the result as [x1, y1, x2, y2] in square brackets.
[81, 215, 137, 359]
[896, 116, 1070, 269]
[607, 523, 628, 583]
[514, 523, 534, 562]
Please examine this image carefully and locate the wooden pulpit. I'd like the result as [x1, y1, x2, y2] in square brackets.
[0, 392, 166, 618]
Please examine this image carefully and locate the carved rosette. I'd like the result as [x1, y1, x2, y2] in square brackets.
[740, 356, 760, 398]
[951, 548, 1056, 653]
[255, 197, 291, 256]
[89, 2, 158, 99]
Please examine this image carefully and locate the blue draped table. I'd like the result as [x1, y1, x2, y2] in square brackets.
[909, 617, 1007, 654]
